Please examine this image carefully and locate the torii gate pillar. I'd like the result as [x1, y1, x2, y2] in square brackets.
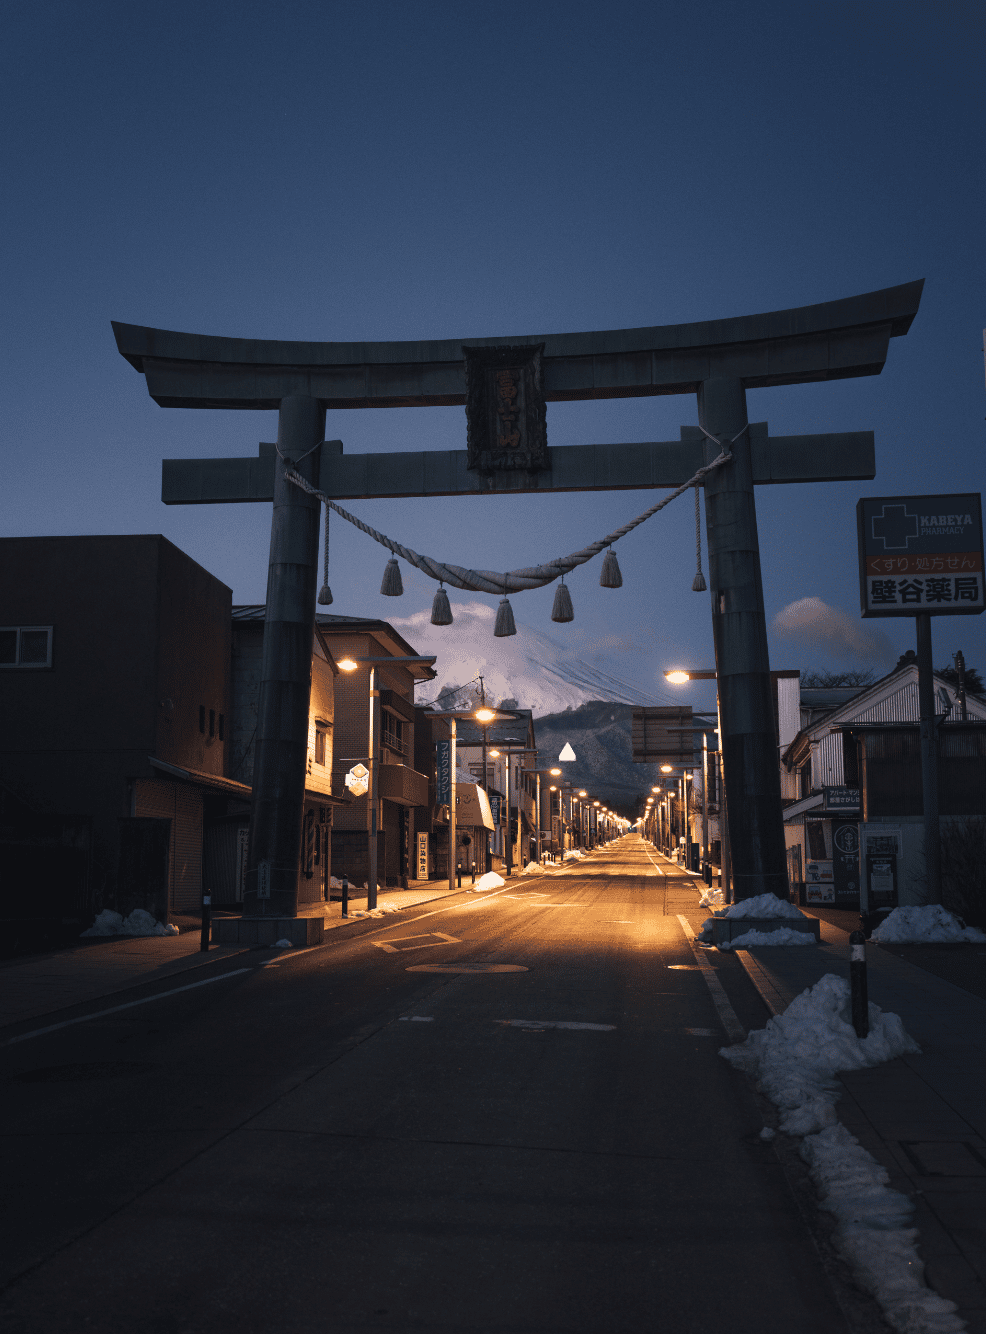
[699, 378, 787, 898]
[243, 394, 324, 925]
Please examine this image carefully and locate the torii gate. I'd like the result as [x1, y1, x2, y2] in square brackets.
[113, 279, 923, 934]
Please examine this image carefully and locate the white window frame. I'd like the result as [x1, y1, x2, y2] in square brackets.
[0, 625, 53, 669]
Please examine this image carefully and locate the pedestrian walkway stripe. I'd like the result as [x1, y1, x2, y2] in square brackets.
[1, 968, 253, 1047]
[675, 915, 745, 1043]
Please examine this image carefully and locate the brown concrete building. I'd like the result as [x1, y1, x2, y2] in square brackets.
[0, 535, 235, 943]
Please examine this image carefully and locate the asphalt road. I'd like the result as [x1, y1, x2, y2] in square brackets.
[1, 836, 856, 1333]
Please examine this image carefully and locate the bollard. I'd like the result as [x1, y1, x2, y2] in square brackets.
[471, 861, 476, 886]
[457, 862, 462, 888]
[200, 891, 211, 952]
[341, 875, 349, 918]
[849, 929, 868, 1039]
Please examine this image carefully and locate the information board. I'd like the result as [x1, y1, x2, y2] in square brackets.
[857, 493, 984, 617]
[436, 740, 451, 805]
[416, 832, 429, 880]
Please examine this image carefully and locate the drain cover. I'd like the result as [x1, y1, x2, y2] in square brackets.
[13, 1062, 158, 1083]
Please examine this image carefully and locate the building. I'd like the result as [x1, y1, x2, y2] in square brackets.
[453, 707, 537, 871]
[226, 607, 350, 908]
[0, 535, 234, 942]
[781, 653, 986, 910]
[300, 613, 435, 889]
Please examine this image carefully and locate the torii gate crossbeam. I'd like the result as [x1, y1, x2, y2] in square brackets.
[113, 280, 923, 935]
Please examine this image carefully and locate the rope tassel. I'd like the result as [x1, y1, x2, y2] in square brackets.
[431, 585, 453, 626]
[600, 547, 623, 588]
[317, 502, 333, 605]
[692, 485, 707, 592]
[494, 597, 517, 637]
[551, 579, 574, 623]
[380, 557, 404, 596]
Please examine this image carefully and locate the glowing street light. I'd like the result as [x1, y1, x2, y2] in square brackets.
[336, 653, 437, 907]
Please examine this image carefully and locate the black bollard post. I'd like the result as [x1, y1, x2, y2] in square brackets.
[850, 930, 868, 1039]
[341, 876, 348, 919]
[471, 861, 476, 886]
[457, 862, 462, 888]
[200, 891, 211, 952]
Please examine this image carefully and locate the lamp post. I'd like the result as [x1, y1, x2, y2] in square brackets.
[337, 654, 436, 909]
[427, 703, 507, 893]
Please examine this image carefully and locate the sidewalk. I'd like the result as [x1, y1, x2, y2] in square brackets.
[732, 909, 986, 1331]
[0, 878, 510, 1032]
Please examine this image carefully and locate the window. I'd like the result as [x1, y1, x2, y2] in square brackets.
[382, 711, 407, 757]
[315, 726, 328, 766]
[0, 626, 53, 669]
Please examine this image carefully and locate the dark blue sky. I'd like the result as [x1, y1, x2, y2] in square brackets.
[4, 0, 983, 703]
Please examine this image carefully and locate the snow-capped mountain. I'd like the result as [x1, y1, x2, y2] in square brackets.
[389, 600, 665, 717]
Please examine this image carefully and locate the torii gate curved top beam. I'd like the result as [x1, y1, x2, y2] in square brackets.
[113, 279, 923, 411]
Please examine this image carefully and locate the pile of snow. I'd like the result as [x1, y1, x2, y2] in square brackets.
[471, 872, 505, 892]
[719, 927, 817, 950]
[714, 892, 807, 921]
[720, 975, 962, 1332]
[696, 893, 809, 946]
[872, 904, 986, 945]
[82, 909, 179, 938]
[273, 938, 294, 948]
[563, 848, 587, 860]
[721, 974, 919, 1135]
[522, 861, 545, 875]
[698, 885, 724, 909]
[330, 877, 366, 891]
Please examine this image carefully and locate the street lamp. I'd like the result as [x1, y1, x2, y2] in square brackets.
[337, 654, 436, 909]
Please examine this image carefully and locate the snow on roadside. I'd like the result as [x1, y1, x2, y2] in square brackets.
[719, 926, 817, 950]
[872, 905, 986, 945]
[82, 909, 179, 938]
[699, 886, 724, 909]
[470, 872, 505, 892]
[711, 892, 808, 921]
[721, 975, 963, 1333]
[522, 861, 546, 876]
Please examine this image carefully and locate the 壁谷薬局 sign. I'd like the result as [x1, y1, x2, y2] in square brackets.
[857, 493, 983, 617]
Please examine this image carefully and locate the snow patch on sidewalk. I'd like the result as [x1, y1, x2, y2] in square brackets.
[719, 926, 817, 950]
[82, 909, 179, 938]
[872, 905, 986, 945]
[721, 975, 963, 1332]
[698, 885, 724, 909]
[470, 872, 505, 892]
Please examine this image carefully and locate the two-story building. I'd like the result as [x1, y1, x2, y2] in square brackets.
[781, 652, 986, 910]
[0, 535, 236, 942]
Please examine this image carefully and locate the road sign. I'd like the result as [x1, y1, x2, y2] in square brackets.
[631, 707, 695, 763]
[558, 743, 576, 761]
[345, 763, 369, 797]
[857, 493, 984, 617]
[436, 741, 451, 804]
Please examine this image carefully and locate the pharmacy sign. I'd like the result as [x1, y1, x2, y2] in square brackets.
[857, 493, 984, 617]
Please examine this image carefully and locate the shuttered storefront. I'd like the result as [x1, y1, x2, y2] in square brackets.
[134, 779, 203, 912]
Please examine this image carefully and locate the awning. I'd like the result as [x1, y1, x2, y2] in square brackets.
[454, 783, 495, 832]
[148, 757, 350, 805]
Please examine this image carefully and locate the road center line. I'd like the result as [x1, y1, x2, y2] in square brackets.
[675, 914, 745, 1043]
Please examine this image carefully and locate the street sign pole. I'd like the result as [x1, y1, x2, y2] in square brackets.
[916, 613, 942, 904]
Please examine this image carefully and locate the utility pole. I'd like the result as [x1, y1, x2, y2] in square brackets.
[916, 614, 942, 904]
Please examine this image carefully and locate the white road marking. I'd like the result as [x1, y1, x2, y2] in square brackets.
[372, 931, 461, 953]
[399, 1015, 435, 1022]
[496, 1020, 616, 1031]
[676, 914, 745, 1043]
[406, 963, 527, 973]
[1, 969, 253, 1047]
